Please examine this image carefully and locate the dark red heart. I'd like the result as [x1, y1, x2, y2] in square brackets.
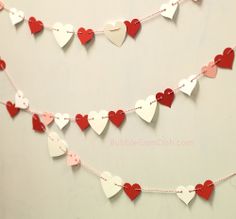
[6, 101, 20, 118]
[77, 27, 94, 45]
[124, 19, 141, 38]
[75, 114, 89, 131]
[214, 47, 234, 69]
[108, 110, 125, 127]
[123, 183, 142, 201]
[32, 114, 46, 133]
[195, 180, 214, 200]
[0, 59, 6, 70]
[28, 17, 44, 34]
[156, 88, 175, 108]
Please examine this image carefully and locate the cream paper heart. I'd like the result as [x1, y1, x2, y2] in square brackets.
[100, 171, 123, 199]
[48, 132, 68, 157]
[9, 8, 25, 25]
[55, 113, 70, 130]
[52, 23, 74, 48]
[178, 74, 198, 96]
[104, 21, 127, 47]
[160, 0, 179, 20]
[135, 95, 157, 123]
[176, 185, 196, 205]
[88, 110, 108, 135]
[15, 90, 29, 109]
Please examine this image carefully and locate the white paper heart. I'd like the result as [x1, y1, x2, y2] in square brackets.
[178, 74, 198, 96]
[160, 0, 178, 20]
[52, 23, 74, 48]
[15, 90, 29, 109]
[176, 185, 196, 205]
[9, 8, 25, 25]
[135, 95, 157, 123]
[55, 113, 70, 130]
[88, 110, 108, 135]
[104, 21, 127, 47]
[100, 171, 123, 199]
[48, 132, 68, 157]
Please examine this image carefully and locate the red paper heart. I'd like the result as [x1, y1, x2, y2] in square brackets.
[77, 27, 94, 45]
[108, 110, 125, 127]
[214, 47, 235, 69]
[6, 101, 20, 118]
[123, 183, 142, 201]
[156, 88, 175, 108]
[195, 180, 214, 200]
[0, 59, 6, 70]
[28, 17, 44, 34]
[75, 114, 90, 131]
[32, 114, 46, 133]
[124, 19, 141, 38]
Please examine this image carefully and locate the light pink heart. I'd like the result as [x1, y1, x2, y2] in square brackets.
[67, 151, 80, 167]
[201, 61, 218, 78]
[0, 1, 4, 11]
[42, 112, 54, 126]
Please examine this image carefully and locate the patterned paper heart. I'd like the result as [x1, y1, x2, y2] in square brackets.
[77, 27, 94, 45]
[201, 61, 218, 78]
[160, 0, 179, 20]
[214, 48, 235, 69]
[15, 90, 29, 109]
[6, 101, 20, 118]
[156, 88, 175, 108]
[75, 114, 90, 131]
[88, 110, 108, 135]
[28, 16, 44, 34]
[0, 59, 6, 70]
[42, 112, 54, 126]
[178, 74, 198, 96]
[124, 19, 141, 38]
[67, 151, 80, 167]
[108, 110, 125, 127]
[176, 185, 196, 205]
[195, 180, 214, 200]
[9, 8, 24, 25]
[32, 114, 45, 133]
[55, 113, 70, 130]
[123, 183, 142, 201]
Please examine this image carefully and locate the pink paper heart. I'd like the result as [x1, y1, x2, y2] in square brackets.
[201, 62, 218, 78]
[42, 112, 54, 126]
[67, 151, 80, 167]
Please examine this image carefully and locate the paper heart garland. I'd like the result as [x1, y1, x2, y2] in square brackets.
[75, 114, 90, 131]
[9, 8, 25, 25]
[195, 180, 214, 200]
[6, 101, 20, 118]
[67, 151, 80, 167]
[176, 185, 196, 205]
[0, 59, 6, 70]
[15, 90, 29, 109]
[160, 0, 179, 20]
[108, 110, 125, 127]
[28, 16, 44, 34]
[156, 88, 175, 108]
[104, 21, 127, 47]
[48, 132, 68, 157]
[77, 27, 94, 45]
[88, 110, 108, 135]
[52, 23, 74, 48]
[202, 61, 218, 78]
[55, 113, 70, 130]
[42, 112, 54, 126]
[32, 114, 46, 133]
[123, 183, 142, 201]
[100, 171, 123, 199]
[135, 95, 157, 123]
[214, 48, 235, 69]
[124, 19, 141, 38]
[178, 74, 198, 96]
[0, 1, 4, 11]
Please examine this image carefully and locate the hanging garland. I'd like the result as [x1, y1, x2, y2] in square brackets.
[0, 0, 200, 48]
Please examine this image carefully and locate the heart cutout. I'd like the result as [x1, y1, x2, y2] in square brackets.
[55, 113, 70, 130]
[67, 151, 80, 167]
[0, 59, 6, 70]
[202, 61, 218, 78]
[88, 110, 108, 135]
[160, 0, 179, 20]
[15, 90, 29, 109]
[42, 112, 54, 126]
[176, 185, 196, 205]
[214, 48, 234, 69]
[9, 8, 24, 25]
[48, 132, 68, 157]
[124, 19, 141, 38]
[178, 74, 198, 96]
[6, 101, 20, 118]
[32, 114, 46, 133]
[77, 27, 94, 45]
[100, 171, 123, 199]
[195, 180, 214, 200]
[75, 114, 90, 131]
[108, 110, 125, 127]
[28, 16, 44, 34]
[156, 88, 175, 108]
[123, 183, 141, 201]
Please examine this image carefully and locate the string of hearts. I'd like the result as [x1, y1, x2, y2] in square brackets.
[0, 46, 235, 136]
[0, 0, 200, 48]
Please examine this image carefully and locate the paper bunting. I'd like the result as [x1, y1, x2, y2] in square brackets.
[9, 8, 24, 25]
[124, 19, 141, 38]
[67, 151, 80, 167]
[41, 112, 54, 126]
[160, 0, 179, 20]
[28, 17, 44, 34]
[195, 180, 214, 200]
[123, 183, 142, 201]
[108, 110, 126, 127]
[178, 74, 198, 96]
[0, 1, 4, 11]
[14, 90, 29, 109]
[201, 61, 218, 78]
[32, 114, 46, 133]
[156, 88, 175, 108]
[54, 113, 70, 130]
[77, 28, 94, 45]
[176, 185, 196, 205]
[6, 101, 20, 118]
[214, 48, 235, 69]
[0, 58, 6, 70]
[75, 114, 90, 131]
